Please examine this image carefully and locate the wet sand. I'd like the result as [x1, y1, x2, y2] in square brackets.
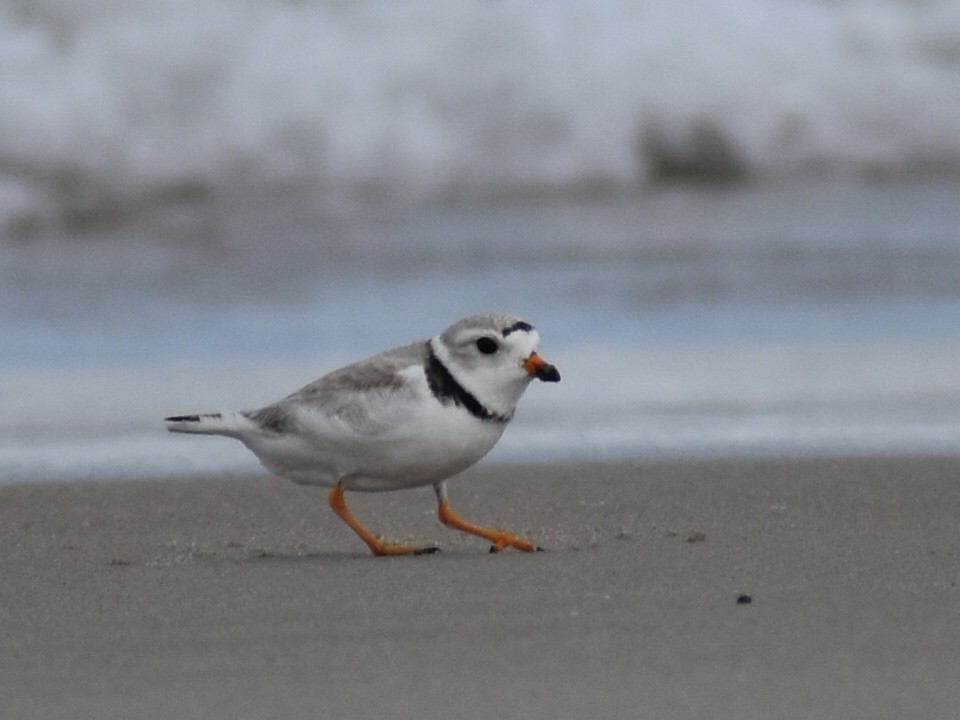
[2, 457, 959, 719]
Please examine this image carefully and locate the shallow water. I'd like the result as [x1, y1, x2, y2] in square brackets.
[2, 181, 959, 482]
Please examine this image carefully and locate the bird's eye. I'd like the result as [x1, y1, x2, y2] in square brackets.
[475, 337, 499, 355]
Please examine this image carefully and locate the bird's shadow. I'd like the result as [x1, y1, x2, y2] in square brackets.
[244, 548, 365, 563]
[244, 547, 455, 563]
[243, 544, 532, 563]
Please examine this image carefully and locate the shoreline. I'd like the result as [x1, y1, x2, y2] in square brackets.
[3, 456, 959, 719]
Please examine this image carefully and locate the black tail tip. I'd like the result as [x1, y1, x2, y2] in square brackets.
[164, 414, 202, 423]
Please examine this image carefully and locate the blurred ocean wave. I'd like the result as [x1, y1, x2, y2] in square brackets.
[2, 0, 959, 234]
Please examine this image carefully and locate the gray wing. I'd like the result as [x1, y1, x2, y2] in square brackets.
[246, 341, 429, 435]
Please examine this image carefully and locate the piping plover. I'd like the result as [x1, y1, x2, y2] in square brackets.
[165, 313, 560, 556]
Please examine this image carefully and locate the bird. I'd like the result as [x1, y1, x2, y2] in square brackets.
[164, 313, 560, 556]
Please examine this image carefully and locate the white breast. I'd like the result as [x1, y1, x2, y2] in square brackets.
[239, 366, 508, 491]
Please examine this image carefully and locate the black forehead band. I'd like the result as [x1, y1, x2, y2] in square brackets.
[502, 320, 534, 336]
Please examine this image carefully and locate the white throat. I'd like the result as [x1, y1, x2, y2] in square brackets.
[429, 336, 530, 420]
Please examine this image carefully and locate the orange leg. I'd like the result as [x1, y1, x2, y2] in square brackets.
[436, 490, 540, 553]
[328, 484, 438, 556]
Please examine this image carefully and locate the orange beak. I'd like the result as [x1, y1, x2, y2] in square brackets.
[523, 352, 561, 382]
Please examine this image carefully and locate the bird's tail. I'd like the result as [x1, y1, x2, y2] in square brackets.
[164, 411, 255, 438]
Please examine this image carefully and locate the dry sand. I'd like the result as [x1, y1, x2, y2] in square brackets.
[2, 457, 959, 719]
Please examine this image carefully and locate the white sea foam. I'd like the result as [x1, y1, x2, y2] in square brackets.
[1, 0, 958, 232]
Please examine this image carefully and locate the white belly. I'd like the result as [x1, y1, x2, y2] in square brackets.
[241, 400, 508, 492]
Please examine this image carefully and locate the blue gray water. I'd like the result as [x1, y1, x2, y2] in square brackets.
[2, 181, 959, 482]
[2, 1, 959, 481]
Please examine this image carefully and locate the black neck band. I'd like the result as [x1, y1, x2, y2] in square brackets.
[425, 347, 511, 423]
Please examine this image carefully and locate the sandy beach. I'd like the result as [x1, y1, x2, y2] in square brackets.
[2, 456, 958, 719]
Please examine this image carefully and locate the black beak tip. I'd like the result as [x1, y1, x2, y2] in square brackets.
[537, 364, 561, 383]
